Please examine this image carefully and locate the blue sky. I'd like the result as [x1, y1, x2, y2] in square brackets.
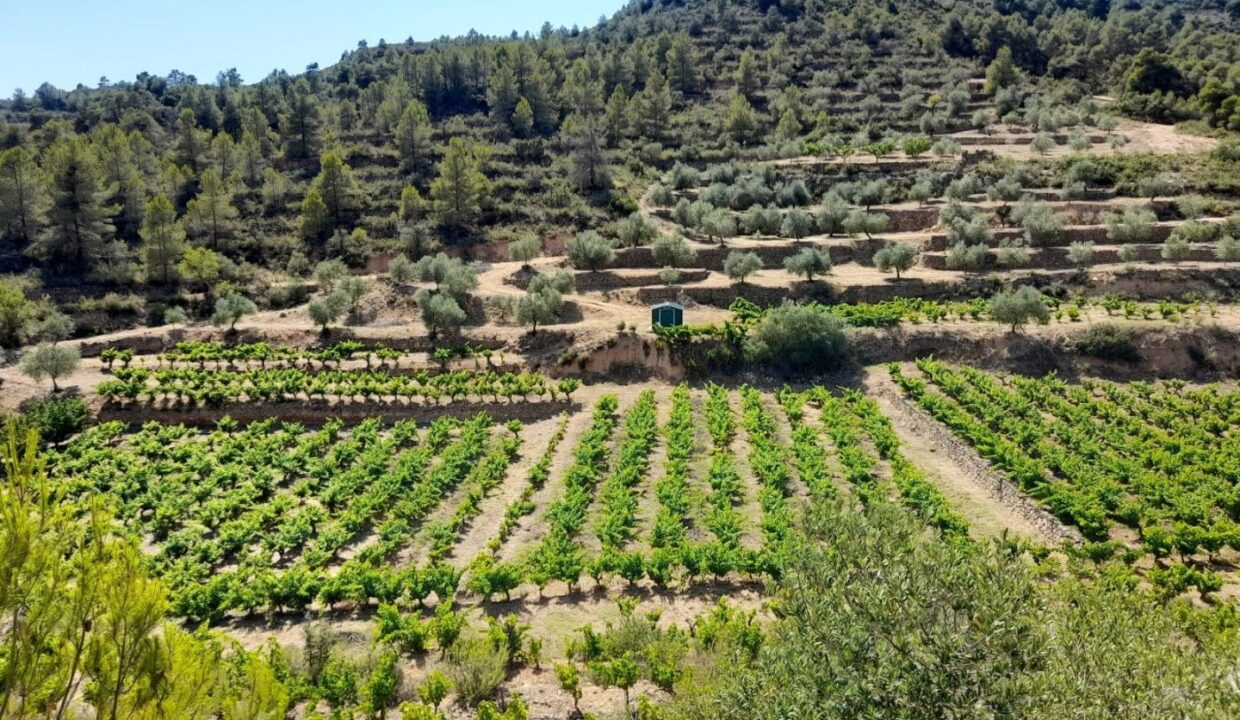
[1, 0, 621, 96]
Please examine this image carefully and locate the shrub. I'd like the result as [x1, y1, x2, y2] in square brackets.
[21, 396, 90, 442]
[507, 236, 541, 265]
[745, 302, 851, 373]
[1071, 323, 1140, 363]
[988, 286, 1050, 332]
[446, 637, 507, 706]
[658, 266, 681, 285]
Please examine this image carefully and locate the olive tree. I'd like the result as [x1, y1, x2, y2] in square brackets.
[308, 290, 350, 333]
[784, 247, 832, 281]
[387, 254, 417, 284]
[816, 193, 850, 236]
[20, 342, 81, 392]
[873, 243, 919, 280]
[780, 209, 816, 240]
[565, 231, 615, 272]
[1137, 173, 1178, 201]
[946, 242, 988, 272]
[1067, 241, 1095, 267]
[211, 293, 257, 332]
[723, 251, 763, 284]
[615, 213, 659, 248]
[699, 209, 737, 244]
[313, 258, 349, 291]
[1106, 208, 1157, 244]
[843, 210, 889, 239]
[1013, 200, 1065, 247]
[508, 235, 541, 266]
[417, 290, 467, 337]
[988, 286, 1050, 332]
[651, 234, 697, 268]
[1216, 235, 1240, 261]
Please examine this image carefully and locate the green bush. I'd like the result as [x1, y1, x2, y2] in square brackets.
[745, 302, 851, 374]
[1071, 323, 1141, 363]
[19, 396, 91, 443]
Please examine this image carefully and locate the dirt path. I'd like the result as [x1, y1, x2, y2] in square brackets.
[861, 367, 1080, 545]
[726, 390, 768, 551]
[447, 412, 567, 570]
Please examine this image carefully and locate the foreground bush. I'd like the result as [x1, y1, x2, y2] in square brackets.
[1071, 323, 1141, 363]
[20, 396, 90, 442]
[744, 302, 851, 374]
[661, 498, 1240, 720]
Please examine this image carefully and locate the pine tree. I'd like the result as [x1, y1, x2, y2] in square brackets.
[512, 98, 535, 137]
[724, 94, 759, 145]
[300, 187, 330, 242]
[238, 131, 265, 186]
[735, 48, 762, 100]
[631, 72, 672, 140]
[140, 195, 185, 285]
[185, 169, 238, 251]
[282, 79, 320, 160]
[0, 146, 47, 246]
[395, 100, 433, 172]
[92, 124, 146, 238]
[603, 86, 629, 147]
[175, 108, 208, 173]
[666, 35, 699, 94]
[487, 64, 520, 130]
[312, 151, 356, 231]
[36, 136, 115, 270]
[984, 47, 1019, 95]
[430, 138, 490, 229]
[569, 122, 611, 191]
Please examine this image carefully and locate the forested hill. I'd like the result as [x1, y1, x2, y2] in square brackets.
[0, 0, 1237, 323]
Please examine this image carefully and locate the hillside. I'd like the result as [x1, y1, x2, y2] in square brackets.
[2, 1, 1240, 719]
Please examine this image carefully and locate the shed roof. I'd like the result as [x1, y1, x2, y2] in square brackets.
[651, 301, 684, 309]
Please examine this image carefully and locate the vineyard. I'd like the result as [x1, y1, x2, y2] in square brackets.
[891, 359, 1240, 596]
[43, 381, 969, 625]
[96, 366, 580, 407]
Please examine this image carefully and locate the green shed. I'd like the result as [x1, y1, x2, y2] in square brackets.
[651, 301, 684, 328]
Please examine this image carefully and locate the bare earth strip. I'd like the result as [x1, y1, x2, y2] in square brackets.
[861, 367, 1081, 545]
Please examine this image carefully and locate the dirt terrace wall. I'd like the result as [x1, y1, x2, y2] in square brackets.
[922, 243, 1220, 271]
[852, 324, 1240, 380]
[78, 327, 507, 359]
[613, 242, 858, 271]
[925, 222, 1178, 251]
[951, 132, 1106, 146]
[98, 397, 575, 427]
